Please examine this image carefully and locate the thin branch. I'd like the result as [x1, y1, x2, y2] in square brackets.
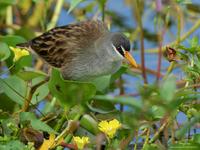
[22, 77, 49, 112]
[150, 118, 170, 143]
[132, 0, 148, 84]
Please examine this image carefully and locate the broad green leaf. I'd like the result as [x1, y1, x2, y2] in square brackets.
[0, 0, 16, 10]
[31, 77, 49, 104]
[169, 142, 200, 150]
[193, 134, 200, 144]
[0, 42, 10, 61]
[110, 65, 128, 82]
[48, 68, 96, 108]
[16, 67, 47, 81]
[87, 100, 116, 114]
[67, 0, 83, 14]
[94, 95, 142, 110]
[10, 55, 32, 74]
[0, 35, 26, 46]
[150, 106, 165, 120]
[0, 92, 15, 112]
[160, 75, 176, 102]
[0, 76, 27, 105]
[91, 75, 111, 92]
[80, 114, 99, 135]
[19, 112, 56, 133]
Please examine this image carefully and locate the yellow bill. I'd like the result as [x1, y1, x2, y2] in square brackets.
[124, 51, 137, 68]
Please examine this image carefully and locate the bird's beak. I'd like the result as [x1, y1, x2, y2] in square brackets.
[124, 51, 137, 68]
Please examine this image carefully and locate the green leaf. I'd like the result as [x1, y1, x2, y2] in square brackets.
[0, 76, 27, 105]
[160, 75, 176, 102]
[0, 0, 16, 10]
[150, 106, 165, 120]
[19, 112, 56, 133]
[190, 36, 199, 48]
[94, 95, 142, 110]
[110, 65, 128, 82]
[48, 68, 96, 108]
[0, 140, 26, 150]
[193, 134, 200, 144]
[0, 42, 10, 61]
[169, 142, 200, 150]
[67, 0, 83, 14]
[31, 77, 49, 104]
[10, 55, 32, 74]
[80, 114, 99, 135]
[0, 35, 26, 46]
[87, 100, 116, 114]
[91, 75, 111, 92]
[16, 67, 47, 81]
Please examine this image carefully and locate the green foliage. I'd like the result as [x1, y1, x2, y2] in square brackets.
[0, 0, 200, 149]
[48, 68, 96, 108]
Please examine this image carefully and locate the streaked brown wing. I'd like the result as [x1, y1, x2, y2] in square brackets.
[29, 20, 108, 67]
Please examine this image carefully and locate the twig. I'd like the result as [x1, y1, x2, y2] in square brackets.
[119, 76, 124, 112]
[142, 128, 150, 149]
[133, 0, 148, 84]
[47, 0, 64, 30]
[150, 118, 170, 143]
[51, 114, 81, 149]
[156, 29, 165, 82]
[22, 77, 49, 112]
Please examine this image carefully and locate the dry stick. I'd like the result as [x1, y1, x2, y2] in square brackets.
[156, 28, 166, 82]
[22, 77, 49, 112]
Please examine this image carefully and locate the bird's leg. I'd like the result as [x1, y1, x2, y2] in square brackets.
[21, 76, 50, 112]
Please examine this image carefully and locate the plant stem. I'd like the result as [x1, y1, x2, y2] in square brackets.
[150, 118, 170, 143]
[6, 6, 13, 34]
[133, 0, 148, 84]
[22, 77, 49, 112]
[119, 76, 124, 112]
[47, 0, 64, 30]
[142, 128, 150, 149]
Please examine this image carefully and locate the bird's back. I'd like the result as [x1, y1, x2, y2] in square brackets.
[17, 20, 108, 68]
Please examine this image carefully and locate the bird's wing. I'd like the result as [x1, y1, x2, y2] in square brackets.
[24, 20, 108, 68]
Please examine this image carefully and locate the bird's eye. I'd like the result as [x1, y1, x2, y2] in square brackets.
[116, 46, 125, 56]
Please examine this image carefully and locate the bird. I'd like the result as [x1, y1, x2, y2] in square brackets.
[17, 20, 137, 81]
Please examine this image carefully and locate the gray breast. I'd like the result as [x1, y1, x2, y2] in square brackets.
[61, 34, 123, 81]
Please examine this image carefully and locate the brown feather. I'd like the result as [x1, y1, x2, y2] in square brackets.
[29, 20, 108, 68]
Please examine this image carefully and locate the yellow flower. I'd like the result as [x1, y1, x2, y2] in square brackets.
[9, 46, 29, 61]
[98, 119, 121, 139]
[39, 134, 55, 150]
[39, 134, 63, 150]
[73, 136, 90, 150]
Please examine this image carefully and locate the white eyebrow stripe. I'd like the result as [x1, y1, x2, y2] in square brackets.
[121, 46, 126, 53]
[112, 44, 124, 58]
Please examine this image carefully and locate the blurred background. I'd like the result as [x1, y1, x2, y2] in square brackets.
[0, 0, 200, 149]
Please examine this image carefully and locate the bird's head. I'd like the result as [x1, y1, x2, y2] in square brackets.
[111, 33, 137, 68]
